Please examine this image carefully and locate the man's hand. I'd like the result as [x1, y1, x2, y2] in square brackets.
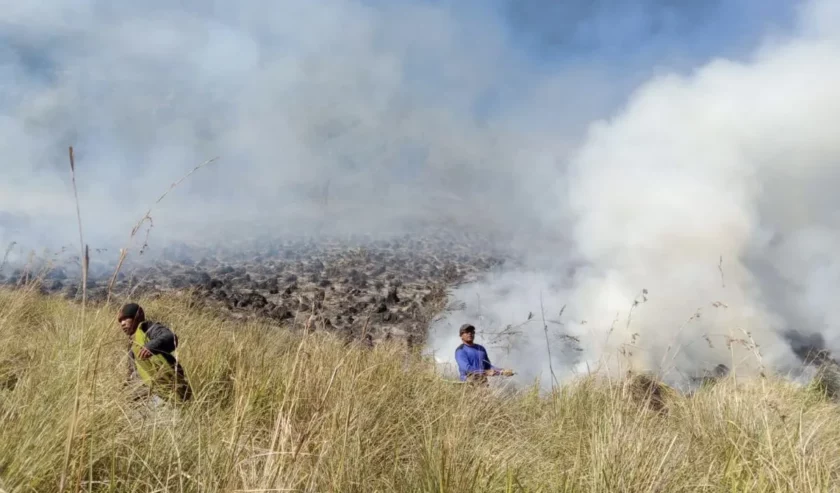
[500, 369, 515, 377]
[138, 346, 153, 360]
[485, 369, 499, 376]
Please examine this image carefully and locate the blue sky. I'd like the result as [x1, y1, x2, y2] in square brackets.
[4, 0, 801, 79]
[334, 0, 804, 130]
[2, 0, 801, 123]
[501, 0, 798, 63]
[461, 0, 800, 119]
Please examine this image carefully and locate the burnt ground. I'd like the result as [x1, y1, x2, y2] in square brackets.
[7, 230, 837, 394]
[1, 232, 508, 348]
[4, 230, 840, 399]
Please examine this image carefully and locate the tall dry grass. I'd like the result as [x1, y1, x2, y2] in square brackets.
[1, 289, 840, 492]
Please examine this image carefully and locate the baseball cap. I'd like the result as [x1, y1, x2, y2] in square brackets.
[459, 323, 476, 334]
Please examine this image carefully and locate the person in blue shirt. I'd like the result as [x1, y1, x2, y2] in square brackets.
[454, 323, 513, 384]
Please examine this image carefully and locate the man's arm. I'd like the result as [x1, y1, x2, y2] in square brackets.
[480, 345, 501, 372]
[143, 323, 178, 354]
[480, 347, 514, 375]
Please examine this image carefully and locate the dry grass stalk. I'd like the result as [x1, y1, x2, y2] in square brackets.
[0, 241, 16, 275]
[540, 292, 560, 392]
[59, 146, 90, 493]
[105, 248, 128, 305]
[105, 156, 219, 303]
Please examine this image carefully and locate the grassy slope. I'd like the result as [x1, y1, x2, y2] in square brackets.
[1, 287, 839, 492]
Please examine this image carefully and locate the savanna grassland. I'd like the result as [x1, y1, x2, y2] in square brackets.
[2, 284, 840, 493]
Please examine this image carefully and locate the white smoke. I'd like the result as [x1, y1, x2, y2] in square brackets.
[428, 0, 840, 389]
[0, 1, 787, 261]
[0, 1, 611, 256]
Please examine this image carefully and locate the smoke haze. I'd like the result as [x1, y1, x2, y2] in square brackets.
[428, 0, 840, 388]
[3, 0, 834, 387]
[1, 0, 794, 250]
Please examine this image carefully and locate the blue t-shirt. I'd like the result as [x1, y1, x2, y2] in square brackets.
[454, 343, 499, 381]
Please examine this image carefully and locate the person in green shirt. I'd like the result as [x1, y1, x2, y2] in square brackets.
[117, 303, 193, 403]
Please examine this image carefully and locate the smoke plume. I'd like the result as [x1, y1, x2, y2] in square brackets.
[428, 0, 840, 389]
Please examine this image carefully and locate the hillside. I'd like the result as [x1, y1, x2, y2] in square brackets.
[0, 231, 506, 349]
[1, 287, 840, 492]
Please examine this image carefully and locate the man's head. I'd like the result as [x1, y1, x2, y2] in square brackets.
[117, 303, 145, 336]
[459, 323, 476, 345]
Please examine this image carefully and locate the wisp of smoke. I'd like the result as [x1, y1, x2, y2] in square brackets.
[428, 0, 840, 390]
